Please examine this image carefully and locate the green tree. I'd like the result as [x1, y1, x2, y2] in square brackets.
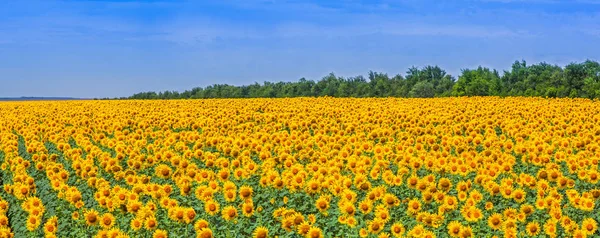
[409, 81, 435, 98]
[453, 67, 500, 96]
[127, 60, 600, 100]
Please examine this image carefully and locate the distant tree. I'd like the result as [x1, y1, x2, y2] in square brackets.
[453, 67, 500, 96]
[127, 60, 600, 100]
[404, 66, 455, 97]
[581, 61, 600, 98]
[409, 81, 435, 98]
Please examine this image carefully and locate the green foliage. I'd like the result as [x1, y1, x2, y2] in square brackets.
[409, 81, 435, 98]
[452, 67, 501, 96]
[128, 60, 600, 99]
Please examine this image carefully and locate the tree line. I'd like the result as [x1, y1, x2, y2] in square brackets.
[127, 60, 600, 99]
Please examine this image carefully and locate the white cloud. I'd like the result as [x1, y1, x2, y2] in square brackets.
[477, 0, 560, 3]
[582, 28, 600, 37]
[155, 19, 533, 45]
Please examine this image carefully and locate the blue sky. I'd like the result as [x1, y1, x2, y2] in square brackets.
[1, 0, 599, 98]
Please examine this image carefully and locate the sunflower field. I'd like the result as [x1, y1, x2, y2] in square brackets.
[0, 97, 599, 238]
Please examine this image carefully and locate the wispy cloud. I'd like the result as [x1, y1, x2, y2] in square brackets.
[151, 21, 533, 46]
[583, 28, 600, 37]
[477, 0, 560, 3]
[476, 0, 600, 3]
[273, 21, 530, 38]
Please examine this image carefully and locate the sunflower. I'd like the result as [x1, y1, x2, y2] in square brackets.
[84, 209, 99, 226]
[502, 208, 517, 220]
[374, 205, 391, 223]
[184, 208, 196, 223]
[283, 196, 289, 204]
[337, 215, 348, 225]
[341, 189, 357, 202]
[292, 213, 304, 225]
[368, 219, 384, 234]
[96, 230, 109, 238]
[437, 177, 452, 190]
[346, 216, 357, 228]
[525, 222, 540, 236]
[516, 212, 526, 222]
[160, 197, 172, 209]
[26, 216, 40, 231]
[407, 175, 419, 189]
[100, 213, 115, 229]
[45, 233, 57, 238]
[221, 206, 238, 221]
[535, 198, 546, 210]
[358, 228, 368, 238]
[305, 180, 320, 194]
[307, 214, 316, 224]
[408, 224, 426, 237]
[242, 202, 254, 217]
[407, 199, 421, 215]
[502, 219, 517, 234]
[512, 189, 526, 203]
[467, 206, 483, 222]
[153, 229, 168, 238]
[223, 190, 236, 202]
[358, 199, 373, 214]
[71, 211, 80, 220]
[43, 218, 57, 234]
[376, 232, 391, 238]
[204, 200, 220, 216]
[519, 204, 534, 216]
[145, 217, 158, 230]
[500, 185, 513, 199]
[253, 226, 268, 238]
[315, 196, 330, 213]
[382, 193, 399, 207]
[543, 220, 557, 237]
[239, 186, 253, 200]
[487, 213, 502, 230]
[390, 222, 405, 237]
[194, 219, 209, 232]
[0, 216, 8, 227]
[579, 198, 595, 212]
[131, 218, 143, 231]
[340, 202, 356, 216]
[458, 225, 473, 238]
[218, 169, 230, 181]
[155, 164, 172, 179]
[581, 218, 598, 235]
[443, 196, 458, 210]
[561, 217, 575, 231]
[171, 207, 186, 222]
[447, 221, 462, 237]
[306, 226, 323, 238]
[197, 228, 213, 238]
[297, 221, 311, 235]
[484, 202, 494, 210]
